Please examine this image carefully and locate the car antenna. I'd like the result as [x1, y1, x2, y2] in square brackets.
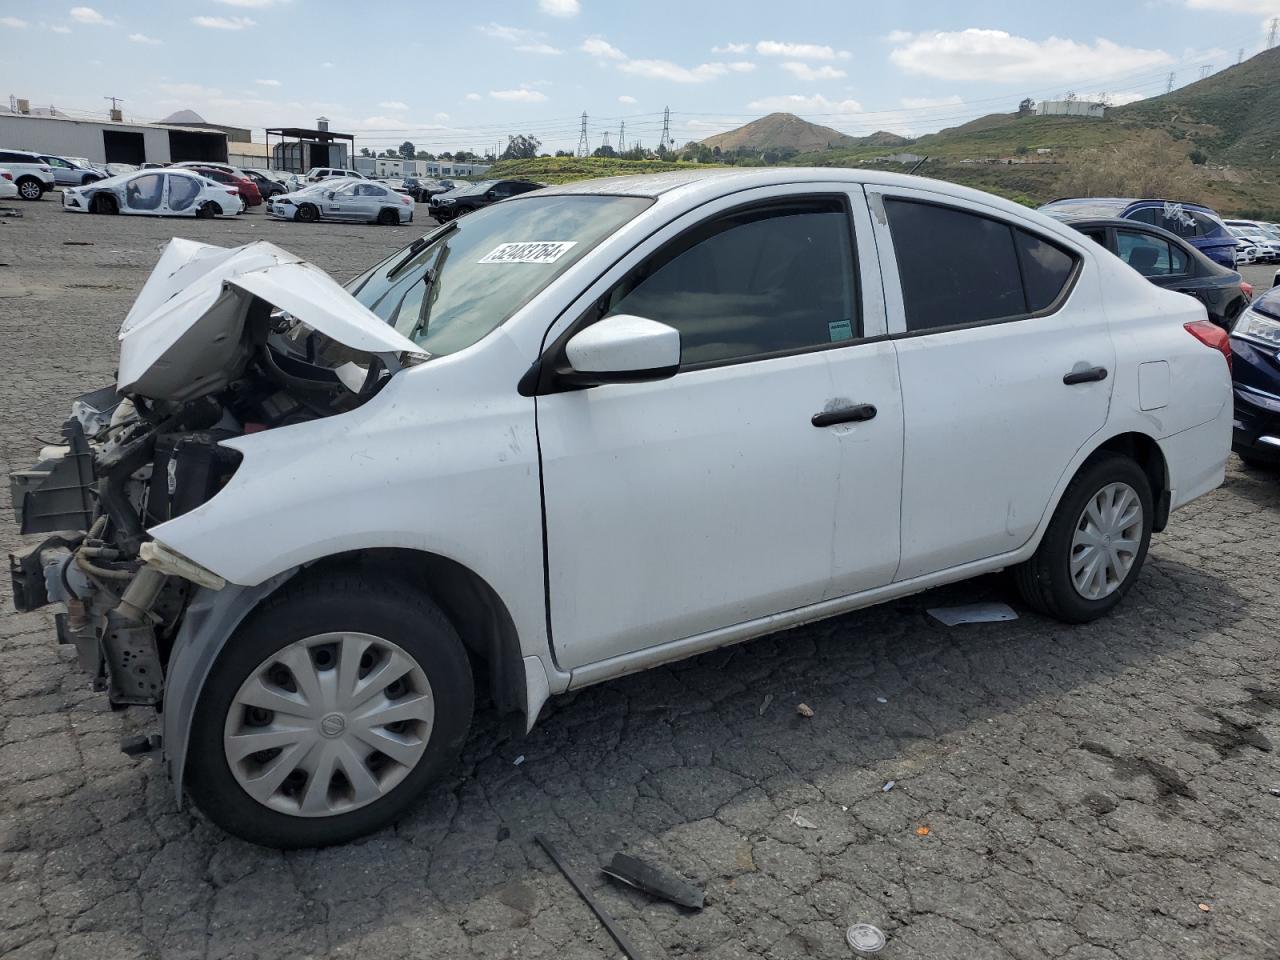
[907, 155, 930, 176]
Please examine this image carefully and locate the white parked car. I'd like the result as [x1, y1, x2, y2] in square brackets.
[267, 177, 413, 224]
[0, 167, 18, 201]
[62, 168, 243, 217]
[0, 148, 56, 199]
[1226, 222, 1280, 263]
[10, 169, 1232, 848]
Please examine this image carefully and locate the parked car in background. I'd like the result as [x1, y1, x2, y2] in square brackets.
[403, 176, 456, 202]
[1224, 221, 1280, 263]
[429, 178, 541, 220]
[1040, 197, 1238, 268]
[10, 169, 1232, 847]
[39, 154, 107, 187]
[186, 165, 262, 207]
[0, 149, 56, 199]
[241, 169, 287, 200]
[62, 168, 242, 217]
[268, 177, 412, 224]
[305, 166, 366, 185]
[1061, 216, 1252, 330]
[0, 167, 18, 201]
[1229, 286, 1280, 468]
[1236, 239, 1260, 265]
[105, 162, 139, 177]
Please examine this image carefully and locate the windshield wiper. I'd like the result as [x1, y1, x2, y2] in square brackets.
[386, 220, 458, 280]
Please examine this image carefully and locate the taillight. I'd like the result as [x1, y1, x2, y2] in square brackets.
[1241, 281, 1254, 300]
[1, 172, 11, 181]
[1184, 319, 1232, 370]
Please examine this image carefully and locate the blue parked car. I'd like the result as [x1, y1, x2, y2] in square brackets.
[1040, 198, 1238, 268]
[1229, 286, 1280, 467]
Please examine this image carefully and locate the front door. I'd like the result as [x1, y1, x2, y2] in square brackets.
[538, 190, 904, 671]
[866, 186, 1114, 580]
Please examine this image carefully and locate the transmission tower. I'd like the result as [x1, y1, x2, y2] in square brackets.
[1199, 64, 1213, 80]
[618, 120, 625, 153]
[600, 131, 611, 154]
[1269, 17, 1279, 49]
[1165, 72, 1175, 93]
[576, 111, 589, 157]
[1237, 47, 1245, 65]
[659, 106, 672, 152]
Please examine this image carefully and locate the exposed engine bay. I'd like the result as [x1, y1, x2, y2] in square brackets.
[9, 238, 426, 709]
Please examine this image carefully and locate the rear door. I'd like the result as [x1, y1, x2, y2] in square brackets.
[866, 185, 1113, 580]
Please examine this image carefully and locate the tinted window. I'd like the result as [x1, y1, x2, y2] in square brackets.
[885, 199, 1026, 331]
[602, 198, 858, 365]
[1116, 230, 1188, 277]
[166, 174, 200, 212]
[1016, 230, 1076, 311]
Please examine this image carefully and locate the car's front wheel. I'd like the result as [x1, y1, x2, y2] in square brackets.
[295, 202, 319, 223]
[185, 573, 474, 848]
[1014, 453, 1153, 623]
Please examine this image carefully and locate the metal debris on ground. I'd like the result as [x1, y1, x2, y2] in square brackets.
[926, 602, 1019, 626]
[846, 923, 887, 954]
[513, 755, 525, 766]
[796, 702, 815, 718]
[788, 809, 819, 829]
[882, 780, 896, 792]
[535, 834, 645, 960]
[876, 696, 888, 704]
[1269, 787, 1280, 797]
[759, 693, 773, 716]
[601, 852, 704, 910]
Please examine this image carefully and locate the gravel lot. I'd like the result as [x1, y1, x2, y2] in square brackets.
[2, 200, 1279, 960]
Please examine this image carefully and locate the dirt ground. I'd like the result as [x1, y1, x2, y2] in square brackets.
[1, 200, 1279, 960]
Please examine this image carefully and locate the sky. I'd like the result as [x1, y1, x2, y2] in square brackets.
[2, 0, 1280, 155]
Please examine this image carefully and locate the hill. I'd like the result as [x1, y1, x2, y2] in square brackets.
[700, 112, 856, 152]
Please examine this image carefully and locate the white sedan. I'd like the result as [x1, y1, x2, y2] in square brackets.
[12, 169, 1231, 848]
[0, 167, 17, 201]
[63, 168, 243, 217]
[267, 177, 413, 224]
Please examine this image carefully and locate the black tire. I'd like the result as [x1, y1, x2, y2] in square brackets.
[1014, 453, 1153, 623]
[16, 177, 43, 201]
[81, 174, 102, 186]
[377, 207, 399, 225]
[296, 202, 319, 223]
[195, 201, 219, 219]
[1237, 452, 1277, 471]
[90, 193, 118, 215]
[185, 573, 474, 848]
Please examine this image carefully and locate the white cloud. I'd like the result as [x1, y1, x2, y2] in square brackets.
[518, 42, 561, 54]
[726, 61, 756, 72]
[215, 0, 281, 6]
[748, 92, 864, 115]
[581, 35, 626, 59]
[618, 94, 637, 103]
[255, 78, 281, 87]
[888, 29, 1173, 83]
[712, 42, 750, 54]
[1185, 0, 1280, 10]
[899, 95, 963, 109]
[884, 30, 913, 43]
[490, 88, 548, 102]
[756, 41, 849, 60]
[70, 7, 112, 25]
[781, 62, 846, 81]
[191, 15, 256, 29]
[51, 24, 71, 32]
[479, 22, 561, 53]
[129, 32, 161, 44]
[378, 100, 408, 109]
[465, 92, 482, 101]
[321, 61, 333, 68]
[620, 59, 733, 83]
[435, 111, 450, 121]
[539, 0, 580, 16]
[1, 16, 29, 27]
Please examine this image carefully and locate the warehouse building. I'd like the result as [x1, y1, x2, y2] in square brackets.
[0, 103, 228, 165]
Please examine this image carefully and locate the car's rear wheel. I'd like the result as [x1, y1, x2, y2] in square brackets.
[186, 573, 474, 848]
[296, 203, 319, 223]
[90, 193, 118, 215]
[195, 201, 219, 219]
[1014, 453, 1153, 623]
[377, 207, 399, 225]
[16, 178, 43, 201]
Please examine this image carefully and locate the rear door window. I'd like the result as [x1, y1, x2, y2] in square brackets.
[1116, 230, 1183, 277]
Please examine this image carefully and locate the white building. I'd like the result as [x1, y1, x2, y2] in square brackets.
[1036, 100, 1106, 119]
[0, 107, 228, 165]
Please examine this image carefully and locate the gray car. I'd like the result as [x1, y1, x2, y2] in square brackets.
[267, 178, 414, 224]
[40, 155, 107, 187]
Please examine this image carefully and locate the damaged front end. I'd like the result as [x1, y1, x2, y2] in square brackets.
[10, 237, 426, 709]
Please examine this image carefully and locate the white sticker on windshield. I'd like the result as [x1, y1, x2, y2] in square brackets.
[479, 241, 578, 265]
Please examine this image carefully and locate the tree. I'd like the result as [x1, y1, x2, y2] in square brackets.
[555, 149, 574, 157]
[1015, 145, 1030, 156]
[1189, 147, 1208, 165]
[592, 144, 617, 158]
[501, 134, 542, 160]
[414, 150, 436, 161]
[359, 147, 373, 157]
[399, 141, 416, 160]
[1017, 97, 1036, 116]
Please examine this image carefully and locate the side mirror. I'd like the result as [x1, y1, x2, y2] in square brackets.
[562, 314, 680, 386]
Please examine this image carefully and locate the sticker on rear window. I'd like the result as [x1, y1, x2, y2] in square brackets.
[828, 319, 853, 342]
[479, 241, 577, 264]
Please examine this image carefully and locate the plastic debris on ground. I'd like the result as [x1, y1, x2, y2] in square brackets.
[882, 780, 896, 792]
[926, 602, 1019, 626]
[788, 809, 819, 829]
[759, 693, 773, 716]
[602, 852, 704, 910]
[876, 696, 888, 704]
[846, 923, 887, 954]
[1199, 903, 1212, 912]
[513, 755, 525, 766]
[915, 826, 930, 836]
[796, 702, 815, 718]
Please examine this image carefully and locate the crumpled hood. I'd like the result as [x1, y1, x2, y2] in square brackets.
[117, 238, 426, 401]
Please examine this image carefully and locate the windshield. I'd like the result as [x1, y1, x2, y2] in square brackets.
[346, 193, 650, 357]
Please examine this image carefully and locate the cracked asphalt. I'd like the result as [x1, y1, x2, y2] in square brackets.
[2, 200, 1279, 960]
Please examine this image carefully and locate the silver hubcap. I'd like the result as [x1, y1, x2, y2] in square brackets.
[223, 632, 433, 817]
[1070, 482, 1143, 601]
[19, 182, 38, 198]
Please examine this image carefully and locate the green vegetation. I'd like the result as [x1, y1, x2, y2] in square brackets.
[482, 156, 719, 184]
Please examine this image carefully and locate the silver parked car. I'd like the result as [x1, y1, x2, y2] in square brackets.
[267, 178, 413, 224]
[39, 154, 108, 187]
